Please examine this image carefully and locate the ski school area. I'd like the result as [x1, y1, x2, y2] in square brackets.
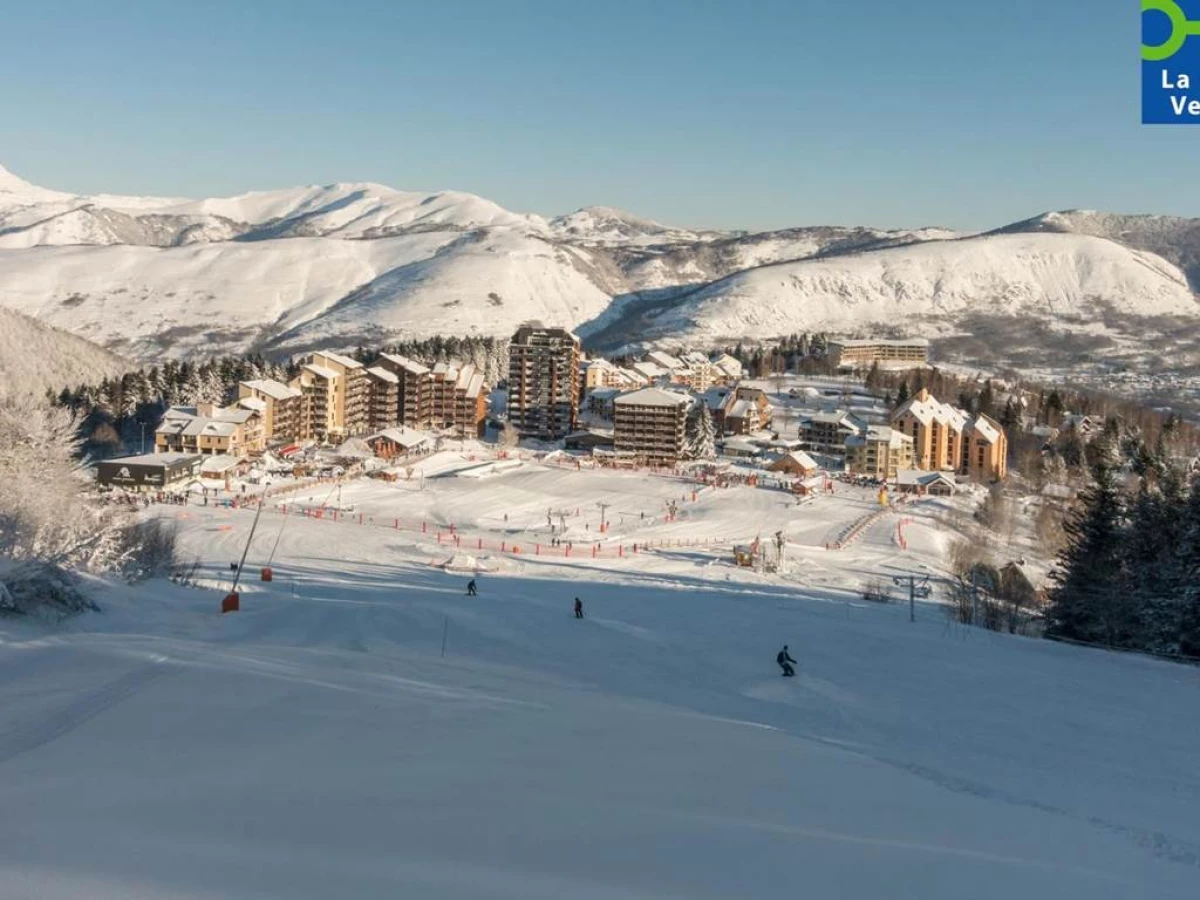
[177, 447, 947, 586]
[2, 448, 1197, 899]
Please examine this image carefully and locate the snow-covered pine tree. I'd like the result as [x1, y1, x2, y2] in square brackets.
[1120, 472, 1183, 654]
[1045, 462, 1129, 647]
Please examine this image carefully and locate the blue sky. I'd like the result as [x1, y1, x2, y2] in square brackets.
[0, 1, 1192, 230]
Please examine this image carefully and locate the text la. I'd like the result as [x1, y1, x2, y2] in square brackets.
[1162, 71, 1200, 115]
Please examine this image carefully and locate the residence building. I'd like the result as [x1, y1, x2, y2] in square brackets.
[798, 409, 869, 455]
[613, 387, 690, 466]
[154, 404, 264, 458]
[508, 324, 581, 439]
[828, 338, 929, 370]
[238, 379, 303, 443]
[845, 425, 915, 479]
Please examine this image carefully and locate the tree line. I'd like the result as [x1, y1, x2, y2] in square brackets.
[1046, 444, 1200, 659]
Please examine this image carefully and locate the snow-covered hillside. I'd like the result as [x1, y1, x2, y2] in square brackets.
[0, 307, 129, 401]
[1, 457, 1196, 898]
[0, 162, 1197, 364]
[581, 232, 1199, 351]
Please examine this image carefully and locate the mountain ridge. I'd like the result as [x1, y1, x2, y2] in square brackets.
[0, 163, 1197, 371]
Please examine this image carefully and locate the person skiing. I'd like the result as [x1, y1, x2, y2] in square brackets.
[467, 578, 477, 596]
[776, 645, 796, 677]
[574, 597, 583, 619]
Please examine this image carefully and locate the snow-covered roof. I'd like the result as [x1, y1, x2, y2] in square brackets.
[614, 387, 690, 408]
[969, 414, 1002, 444]
[314, 350, 362, 370]
[631, 361, 666, 379]
[237, 397, 267, 413]
[240, 378, 301, 401]
[831, 338, 930, 348]
[727, 399, 752, 419]
[367, 426, 430, 448]
[200, 454, 240, 474]
[302, 363, 339, 381]
[768, 450, 819, 471]
[847, 425, 913, 450]
[104, 452, 200, 466]
[378, 353, 430, 376]
[365, 366, 399, 384]
[896, 469, 956, 488]
[892, 389, 966, 431]
[646, 350, 684, 370]
[587, 386, 622, 400]
[721, 437, 762, 454]
[803, 409, 861, 427]
[703, 386, 732, 410]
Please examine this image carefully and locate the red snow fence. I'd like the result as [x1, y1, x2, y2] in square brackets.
[221, 592, 240, 614]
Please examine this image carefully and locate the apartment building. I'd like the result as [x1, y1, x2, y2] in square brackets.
[364, 367, 400, 432]
[892, 388, 1008, 482]
[798, 409, 869, 455]
[508, 324, 581, 439]
[845, 425, 915, 479]
[370, 354, 486, 437]
[892, 388, 967, 472]
[962, 413, 1009, 481]
[722, 387, 773, 435]
[613, 388, 690, 466]
[710, 353, 744, 383]
[581, 358, 646, 393]
[430, 362, 487, 438]
[828, 338, 929, 370]
[154, 404, 264, 458]
[291, 363, 339, 442]
[237, 379, 303, 443]
[375, 353, 434, 428]
[308, 351, 368, 439]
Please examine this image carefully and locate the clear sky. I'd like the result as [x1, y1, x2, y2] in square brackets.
[0, 0, 1193, 231]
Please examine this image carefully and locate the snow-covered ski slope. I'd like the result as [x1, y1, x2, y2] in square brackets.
[1, 460, 1197, 898]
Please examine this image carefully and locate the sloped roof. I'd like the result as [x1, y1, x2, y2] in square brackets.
[313, 350, 362, 370]
[969, 414, 1002, 444]
[378, 353, 431, 376]
[367, 426, 430, 448]
[768, 450, 819, 472]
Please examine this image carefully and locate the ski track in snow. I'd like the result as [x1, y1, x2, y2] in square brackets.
[1, 459, 1198, 898]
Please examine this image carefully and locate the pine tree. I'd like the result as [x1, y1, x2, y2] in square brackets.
[1045, 462, 1129, 646]
[895, 381, 910, 408]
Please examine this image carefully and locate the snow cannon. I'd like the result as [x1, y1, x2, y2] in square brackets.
[222, 592, 240, 614]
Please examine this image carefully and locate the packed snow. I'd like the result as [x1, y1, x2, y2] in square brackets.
[1, 456, 1196, 898]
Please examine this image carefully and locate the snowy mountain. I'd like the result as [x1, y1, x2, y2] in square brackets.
[0, 163, 1196, 367]
[0, 306, 129, 402]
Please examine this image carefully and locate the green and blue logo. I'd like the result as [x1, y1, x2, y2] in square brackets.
[1143, 0, 1200, 123]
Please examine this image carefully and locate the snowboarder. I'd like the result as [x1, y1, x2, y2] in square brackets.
[574, 597, 583, 619]
[776, 645, 796, 677]
[467, 579, 477, 596]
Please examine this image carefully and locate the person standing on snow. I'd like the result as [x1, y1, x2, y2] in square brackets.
[467, 579, 477, 596]
[574, 597, 583, 619]
[776, 645, 796, 677]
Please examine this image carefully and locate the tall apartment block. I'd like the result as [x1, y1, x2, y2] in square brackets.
[508, 324, 581, 439]
[373, 353, 487, 438]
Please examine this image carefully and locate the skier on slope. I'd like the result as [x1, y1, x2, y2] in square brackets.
[574, 597, 584, 619]
[776, 645, 796, 677]
[467, 578, 477, 596]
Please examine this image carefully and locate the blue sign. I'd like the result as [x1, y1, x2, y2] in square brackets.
[1143, 0, 1200, 123]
